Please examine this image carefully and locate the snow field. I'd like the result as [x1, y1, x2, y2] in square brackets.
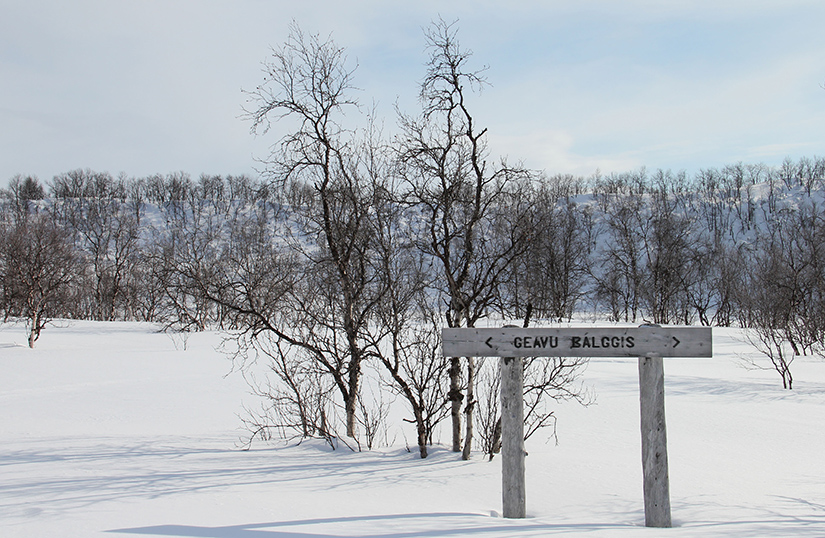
[2, 321, 825, 536]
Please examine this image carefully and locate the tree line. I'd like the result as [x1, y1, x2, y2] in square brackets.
[2, 21, 824, 456]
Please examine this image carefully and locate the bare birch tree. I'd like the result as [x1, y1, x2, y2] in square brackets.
[243, 23, 384, 440]
[1, 214, 77, 347]
[397, 19, 531, 458]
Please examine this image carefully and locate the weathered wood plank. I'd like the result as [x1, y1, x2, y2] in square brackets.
[639, 355, 672, 527]
[442, 326, 712, 358]
[501, 355, 526, 518]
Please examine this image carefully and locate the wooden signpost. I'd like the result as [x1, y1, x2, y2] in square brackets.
[442, 325, 712, 527]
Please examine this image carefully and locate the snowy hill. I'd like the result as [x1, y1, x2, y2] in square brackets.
[3, 320, 825, 537]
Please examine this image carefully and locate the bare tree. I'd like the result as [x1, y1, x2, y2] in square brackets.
[237, 337, 341, 450]
[504, 175, 594, 321]
[594, 190, 646, 322]
[397, 19, 532, 458]
[641, 180, 695, 324]
[165, 204, 336, 444]
[367, 173, 449, 457]
[475, 311, 590, 461]
[49, 170, 142, 321]
[738, 201, 825, 389]
[1, 175, 45, 228]
[475, 357, 502, 460]
[242, 23, 383, 441]
[1, 214, 78, 347]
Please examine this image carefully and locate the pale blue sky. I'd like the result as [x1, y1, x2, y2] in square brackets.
[2, 0, 824, 185]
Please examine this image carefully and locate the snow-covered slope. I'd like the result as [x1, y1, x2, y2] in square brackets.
[2, 321, 825, 537]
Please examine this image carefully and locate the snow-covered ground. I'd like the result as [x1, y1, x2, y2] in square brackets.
[3, 320, 825, 537]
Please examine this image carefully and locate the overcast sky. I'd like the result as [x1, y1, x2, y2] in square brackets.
[2, 0, 824, 186]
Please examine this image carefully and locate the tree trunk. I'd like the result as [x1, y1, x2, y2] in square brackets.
[28, 310, 40, 348]
[489, 416, 502, 460]
[415, 407, 428, 459]
[448, 357, 463, 452]
[462, 356, 476, 460]
[344, 318, 361, 439]
[345, 358, 359, 439]
[345, 394, 357, 439]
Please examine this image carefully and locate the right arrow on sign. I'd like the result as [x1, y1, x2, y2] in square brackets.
[672, 336, 680, 348]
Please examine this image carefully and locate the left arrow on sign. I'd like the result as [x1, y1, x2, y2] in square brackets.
[485, 337, 494, 349]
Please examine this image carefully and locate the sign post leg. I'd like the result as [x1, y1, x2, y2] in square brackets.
[638, 355, 672, 528]
[501, 355, 526, 518]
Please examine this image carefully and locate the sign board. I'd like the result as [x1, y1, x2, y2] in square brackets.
[447, 325, 713, 526]
[442, 326, 712, 358]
